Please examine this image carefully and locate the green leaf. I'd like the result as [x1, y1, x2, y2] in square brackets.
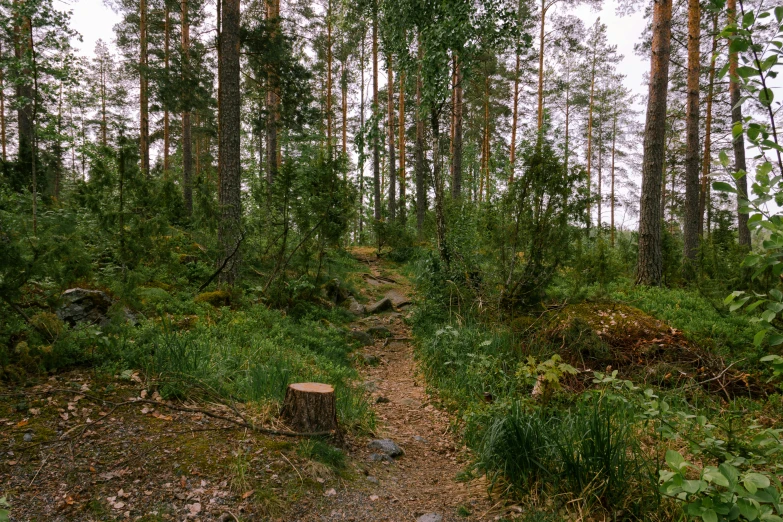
[713, 181, 737, 193]
[720, 150, 730, 167]
[737, 65, 758, 78]
[770, 289, 783, 301]
[746, 472, 771, 489]
[703, 467, 730, 487]
[754, 329, 767, 347]
[743, 11, 755, 27]
[769, 333, 783, 346]
[683, 479, 704, 493]
[775, 6, 783, 23]
[666, 449, 686, 471]
[719, 463, 740, 485]
[760, 88, 775, 107]
[738, 497, 759, 520]
[702, 508, 718, 522]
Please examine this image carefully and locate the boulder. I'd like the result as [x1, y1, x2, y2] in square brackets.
[384, 289, 410, 308]
[368, 439, 404, 458]
[366, 297, 393, 315]
[416, 514, 443, 522]
[56, 288, 113, 326]
[345, 296, 365, 316]
[348, 330, 373, 346]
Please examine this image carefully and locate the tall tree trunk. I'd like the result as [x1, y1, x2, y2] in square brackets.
[564, 82, 570, 173]
[431, 108, 447, 262]
[341, 62, 347, 156]
[728, 0, 750, 248]
[415, 43, 426, 237]
[536, 0, 546, 130]
[509, 51, 520, 178]
[611, 108, 616, 246]
[182, 0, 193, 215]
[164, 3, 170, 173]
[266, 0, 280, 183]
[218, 0, 242, 284]
[100, 52, 107, 147]
[586, 56, 596, 229]
[682, 0, 701, 269]
[398, 70, 406, 222]
[699, 14, 717, 238]
[636, 0, 672, 286]
[452, 56, 462, 198]
[597, 110, 603, 232]
[387, 56, 396, 221]
[0, 45, 6, 163]
[326, 0, 333, 152]
[140, 0, 150, 178]
[372, 6, 381, 221]
[359, 30, 366, 238]
[13, 3, 34, 190]
[481, 75, 490, 202]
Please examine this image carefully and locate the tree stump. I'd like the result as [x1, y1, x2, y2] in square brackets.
[280, 383, 338, 433]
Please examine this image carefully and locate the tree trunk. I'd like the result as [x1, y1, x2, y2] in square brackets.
[728, 0, 750, 248]
[0, 45, 6, 163]
[510, 51, 520, 178]
[536, 0, 546, 130]
[359, 31, 366, 238]
[452, 56, 462, 198]
[682, 0, 701, 269]
[218, 0, 242, 284]
[635, 0, 672, 286]
[611, 109, 617, 247]
[699, 14, 717, 238]
[415, 43, 426, 237]
[12, 4, 34, 189]
[280, 383, 338, 433]
[398, 70, 406, 222]
[481, 75, 490, 202]
[182, 0, 193, 215]
[597, 107, 603, 231]
[586, 56, 595, 229]
[140, 0, 150, 178]
[100, 50, 107, 147]
[341, 62, 347, 156]
[164, 3, 170, 174]
[387, 56, 396, 221]
[372, 7, 381, 222]
[266, 0, 280, 184]
[326, 0, 333, 152]
[431, 108, 447, 263]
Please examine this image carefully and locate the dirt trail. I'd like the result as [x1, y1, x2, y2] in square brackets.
[288, 253, 496, 522]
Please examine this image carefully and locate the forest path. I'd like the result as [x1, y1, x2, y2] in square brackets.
[287, 250, 498, 521]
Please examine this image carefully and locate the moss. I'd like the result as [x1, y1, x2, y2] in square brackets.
[194, 290, 231, 307]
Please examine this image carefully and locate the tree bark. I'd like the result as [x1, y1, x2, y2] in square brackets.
[12, 3, 33, 189]
[398, 70, 406, 222]
[0, 43, 6, 163]
[372, 6, 381, 222]
[326, 0, 333, 152]
[266, 0, 280, 184]
[280, 383, 338, 433]
[182, 0, 193, 215]
[451, 56, 462, 198]
[164, 3, 170, 173]
[611, 108, 616, 246]
[341, 62, 347, 156]
[682, 0, 701, 268]
[536, 0, 546, 130]
[218, 0, 242, 284]
[415, 43, 426, 237]
[359, 31, 366, 238]
[140, 0, 150, 178]
[728, 0, 750, 248]
[431, 108, 447, 262]
[699, 14, 717, 238]
[586, 54, 596, 229]
[510, 52, 520, 180]
[387, 56, 396, 221]
[636, 0, 672, 286]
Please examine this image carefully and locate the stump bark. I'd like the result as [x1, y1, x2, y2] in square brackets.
[280, 383, 338, 433]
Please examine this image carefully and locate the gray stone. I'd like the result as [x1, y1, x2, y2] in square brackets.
[368, 453, 393, 463]
[384, 289, 411, 308]
[346, 297, 365, 316]
[416, 514, 443, 522]
[23, 432, 33, 442]
[368, 439, 404, 457]
[348, 330, 373, 346]
[366, 475, 379, 484]
[367, 326, 391, 338]
[413, 436, 428, 444]
[362, 354, 380, 366]
[366, 297, 393, 314]
[57, 288, 114, 326]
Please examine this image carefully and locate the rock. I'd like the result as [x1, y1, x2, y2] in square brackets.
[23, 432, 33, 442]
[368, 453, 393, 463]
[362, 354, 380, 366]
[367, 326, 391, 339]
[346, 296, 365, 316]
[324, 278, 349, 305]
[366, 297, 393, 314]
[368, 439, 404, 457]
[384, 289, 411, 308]
[413, 436, 428, 444]
[348, 330, 373, 346]
[57, 288, 114, 326]
[366, 475, 379, 484]
[416, 514, 443, 522]
[375, 396, 390, 404]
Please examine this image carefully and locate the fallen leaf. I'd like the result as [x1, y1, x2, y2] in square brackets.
[180, 476, 187, 488]
[7, 460, 17, 466]
[60, 413, 69, 421]
[140, 390, 148, 399]
[29, 408, 40, 416]
[241, 490, 254, 499]
[185, 502, 201, 515]
[16, 419, 29, 428]
[141, 406, 153, 415]
[152, 412, 172, 421]
[369, 495, 379, 501]
[324, 488, 337, 497]
[89, 466, 96, 472]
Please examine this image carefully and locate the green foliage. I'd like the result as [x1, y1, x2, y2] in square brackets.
[516, 354, 577, 403]
[296, 438, 347, 472]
